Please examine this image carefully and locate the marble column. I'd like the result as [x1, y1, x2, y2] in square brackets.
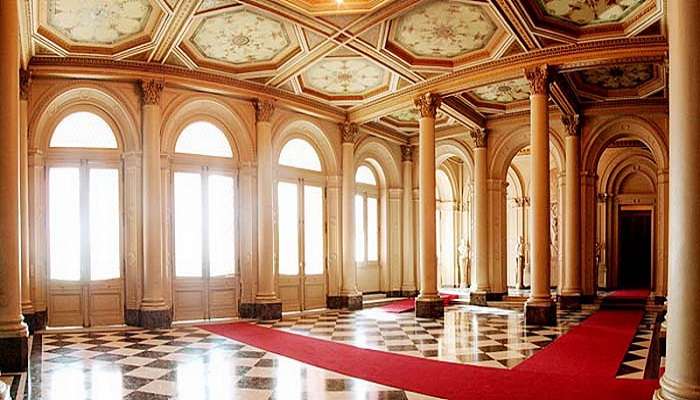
[330, 121, 362, 310]
[0, 0, 29, 372]
[19, 70, 35, 331]
[139, 80, 171, 329]
[253, 99, 282, 320]
[415, 93, 443, 318]
[524, 66, 556, 326]
[400, 145, 417, 296]
[470, 128, 490, 305]
[655, 1, 700, 398]
[559, 114, 582, 309]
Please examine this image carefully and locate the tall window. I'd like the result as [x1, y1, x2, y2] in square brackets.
[173, 122, 236, 278]
[276, 138, 325, 276]
[48, 112, 121, 281]
[355, 164, 379, 263]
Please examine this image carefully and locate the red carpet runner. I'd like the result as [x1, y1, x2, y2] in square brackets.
[201, 321, 658, 400]
[379, 294, 459, 313]
[515, 309, 644, 377]
[607, 289, 651, 301]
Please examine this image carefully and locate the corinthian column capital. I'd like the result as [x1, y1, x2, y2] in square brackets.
[254, 99, 275, 122]
[525, 65, 550, 95]
[470, 127, 488, 148]
[561, 113, 581, 137]
[400, 145, 413, 162]
[140, 79, 165, 106]
[414, 93, 441, 118]
[19, 70, 31, 101]
[339, 120, 359, 144]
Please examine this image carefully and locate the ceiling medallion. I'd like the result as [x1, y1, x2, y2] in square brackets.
[472, 78, 531, 103]
[536, 0, 646, 26]
[47, 0, 152, 44]
[192, 9, 292, 64]
[304, 58, 386, 95]
[392, 0, 497, 58]
[581, 64, 654, 89]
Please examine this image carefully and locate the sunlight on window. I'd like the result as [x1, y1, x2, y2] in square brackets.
[174, 172, 203, 277]
[49, 167, 81, 281]
[175, 121, 233, 158]
[304, 185, 324, 275]
[278, 138, 322, 171]
[355, 165, 376, 185]
[50, 112, 118, 149]
[208, 175, 236, 277]
[367, 196, 378, 261]
[355, 194, 365, 262]
[278, 181, 299, 275]
[89, 168, 120, 280]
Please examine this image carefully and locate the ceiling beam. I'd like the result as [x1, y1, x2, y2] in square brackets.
[149, 0, 202, 63]
[441, 96, 486, 130]
[488, 0, 541, 50]
[549, 74, 579, 116]
[347, 37, 667, 123]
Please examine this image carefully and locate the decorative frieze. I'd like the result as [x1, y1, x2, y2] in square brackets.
[524, 65, 550, 95]
[400, 145, 413, 162]
[561, 113, 581, 137]
[414, 93, 441, 119]
[140, 79, 165, 106]
[339, 120, 359, 144]
[254, 99, 275, 122]
[470, 127, 488, 148]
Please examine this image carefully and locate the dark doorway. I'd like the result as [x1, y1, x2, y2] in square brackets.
[618, 210, 652, 289]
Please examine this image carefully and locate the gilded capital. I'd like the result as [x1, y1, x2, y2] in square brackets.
[140, 79, 165, 106]
[401, 145, 413, 162]
[20, 70, 31, 101]
[470, 127, 488, 148]
[561, 113, 581, 137]
[414, 93, 441, 119]
[524, 65, 550, 95]
[339, 120, 358, 144]
[254, 99, 275, 122]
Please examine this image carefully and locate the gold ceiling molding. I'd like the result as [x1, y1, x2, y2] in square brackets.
[28, 56, 346, 122]
[348, 36, 666, 123]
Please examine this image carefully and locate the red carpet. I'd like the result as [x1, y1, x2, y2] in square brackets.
[379, 294, 459, 313]
[516, 310, 644, 378]
[607, 289, 650, 301]
[201, 322, 658, 400]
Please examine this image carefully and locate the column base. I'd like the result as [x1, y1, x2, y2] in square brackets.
[239, 303, 257, 319]
[486, 292, 505, 301]
[327, 295, 363, 310]
[415, 297, 444, 319]
[138, 309, 172, 329]
[654, 375, 700, 400]
[401, 289, 419, 298]
[469, 291, 488, 306]
[558, 294, 582, 310]
[0, 336, 28, 372]
[386, 290, 403, 298]
[22, 311, 47, 333]
[255, 302, 282, 321]
[524, 301, 557, 326]
[0, 379, 8, 400]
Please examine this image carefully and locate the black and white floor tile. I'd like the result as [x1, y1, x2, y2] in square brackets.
[615, 312, 657, 379]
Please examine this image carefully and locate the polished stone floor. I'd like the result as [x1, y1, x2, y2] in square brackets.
[13, 303, 659, 400]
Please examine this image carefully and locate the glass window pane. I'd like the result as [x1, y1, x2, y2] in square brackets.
[367, 196, 378, 262]
[50, 112, 118, 148]
[278, 139, 322, 171]
[278, 182, 299, 275]
[304, 185, 324, 275]
[174, 172, 203, 277]
[208, 175, 235, 277]
[354, 195, 365, 262]
[355, 165, 376, 185]
[49, 167, 81, 281]
[89, 168, 120, 280]
[175, 121, 233, 158]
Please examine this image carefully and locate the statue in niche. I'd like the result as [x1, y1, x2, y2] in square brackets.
[516, 236, 526, 289]
[458, 239, 471, 288]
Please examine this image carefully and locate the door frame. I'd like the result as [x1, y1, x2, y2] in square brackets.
[611, 201, 655, 290]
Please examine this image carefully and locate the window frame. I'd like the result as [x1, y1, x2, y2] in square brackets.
[354, 163, 380, 266]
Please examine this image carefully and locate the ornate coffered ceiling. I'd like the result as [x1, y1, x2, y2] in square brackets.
[22, 0, 668, 139]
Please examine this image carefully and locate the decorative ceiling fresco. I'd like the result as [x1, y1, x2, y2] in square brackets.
[190, 9, 293, 65]
[392, 1, 497, 58]
[536, 0, 646, 25]
[24, 0, 667, 137]
[47, 0, 153, 44]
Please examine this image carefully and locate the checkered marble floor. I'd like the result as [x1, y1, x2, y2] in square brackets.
[258, 303, 596, 369]
[615, 312, 658, 379]
[30, 328, 439, 400]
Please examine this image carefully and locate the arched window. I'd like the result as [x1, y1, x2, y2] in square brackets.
[175, 121, 233, 158]
[355, 163, 379, 264]
[171, 121, 237, 321]
[49, 111, 118, 148]
[275, 136, 326, 312]
[46, 111, 122, 327]
[278, 138, 322, 171]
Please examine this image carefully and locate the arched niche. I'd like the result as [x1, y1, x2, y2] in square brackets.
[30, 84, 138, 152]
